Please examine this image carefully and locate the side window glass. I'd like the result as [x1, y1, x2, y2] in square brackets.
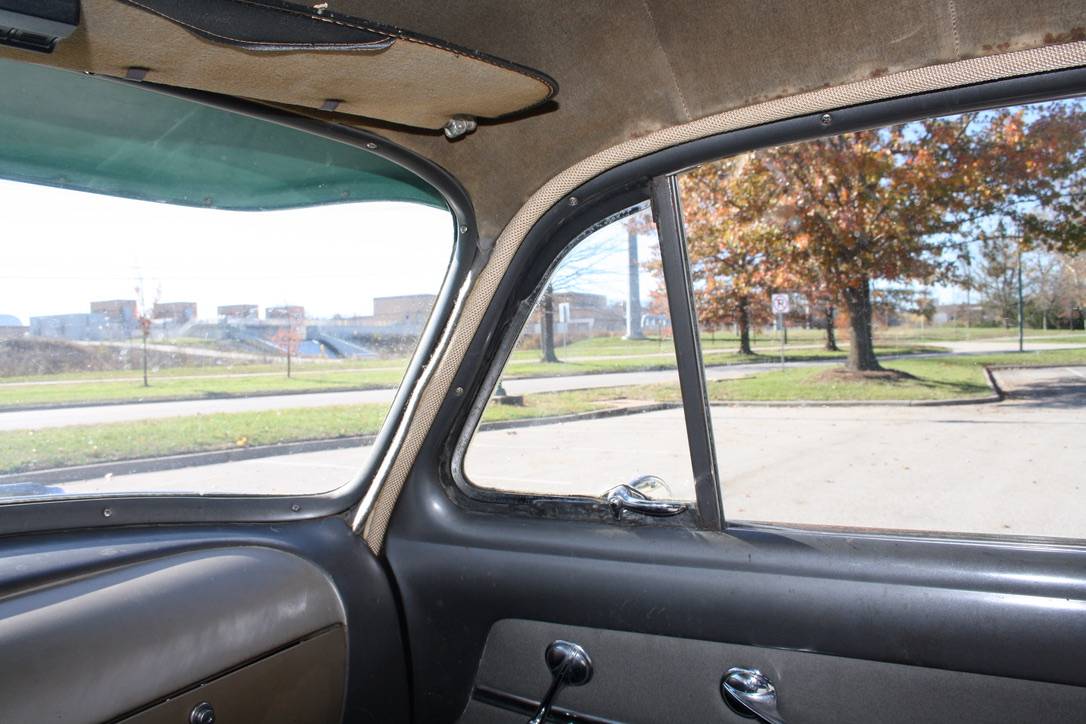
[677, 98, 1086, 538]
[462, 207, 695, 501]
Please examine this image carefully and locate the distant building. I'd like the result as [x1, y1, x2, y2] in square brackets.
[267, 305, 305, 321]
[152, 302, 197, 323]
[218, 304, 259, 320]
[522, 291, 627, 346]
[30, 313, 110, 340]
[90, 299, 137, 323]
[372, 294, 436, 326]
[0, 314, 27, 340]
[90, 299, 138, 335]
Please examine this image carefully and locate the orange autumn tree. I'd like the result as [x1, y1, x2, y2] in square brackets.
[680, 154, 796, 355]
[682, 103, 1086, 371]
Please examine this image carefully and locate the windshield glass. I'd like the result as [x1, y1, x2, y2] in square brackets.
[0, 59, 454, 501]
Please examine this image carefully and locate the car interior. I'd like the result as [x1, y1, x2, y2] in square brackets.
[1, 1, 1086, 722]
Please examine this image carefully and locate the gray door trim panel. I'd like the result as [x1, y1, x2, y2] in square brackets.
[0, 546, 345, 723]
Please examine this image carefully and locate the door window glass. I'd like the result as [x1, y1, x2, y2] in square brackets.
[463, 206, 695, 501]
[677, 97, 1086, 538]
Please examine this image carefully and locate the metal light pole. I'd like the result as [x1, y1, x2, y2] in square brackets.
[1017, 245, 1025, 353]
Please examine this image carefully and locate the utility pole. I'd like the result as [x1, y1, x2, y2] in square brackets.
[625, 227, 645, 340]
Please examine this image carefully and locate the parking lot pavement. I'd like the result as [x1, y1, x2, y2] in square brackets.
[468, 366, 1086, 538]
[43, 367, 1086, 539]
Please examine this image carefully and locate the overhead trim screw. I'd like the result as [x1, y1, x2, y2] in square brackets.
[568, 197, 579, 207]
[365, 142, 378, 150]
[102, 508, 112, 518]
[291, 504, 301, 512]
[455, 386, 465, 396]
[820, 113, 833, 126]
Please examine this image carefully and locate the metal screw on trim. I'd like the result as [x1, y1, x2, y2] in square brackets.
[568, 197, 579, 207]
[455, 386, 465, 396]
[291, 504, 301, 512]
[820, 113, 833, 126]
[365, 142, 378, 150]
[459, 225, 469, 234]
[443, 115, 478, 140]
[102, 508, 112, 518]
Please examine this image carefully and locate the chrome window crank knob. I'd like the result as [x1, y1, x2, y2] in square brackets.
[721, 668, 784, 724]
[527, 640, 593, 724]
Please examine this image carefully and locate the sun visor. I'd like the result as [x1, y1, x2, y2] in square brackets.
[0, 0, 557, 132]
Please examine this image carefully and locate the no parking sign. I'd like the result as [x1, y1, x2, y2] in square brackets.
[771, 294, 790, 315]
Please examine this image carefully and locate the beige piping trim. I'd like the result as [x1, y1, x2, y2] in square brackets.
[361, 40, 1086, 552]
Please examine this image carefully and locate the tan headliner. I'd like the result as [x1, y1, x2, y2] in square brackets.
[330, 0, 1086, 240]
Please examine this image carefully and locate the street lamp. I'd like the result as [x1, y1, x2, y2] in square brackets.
[1017, 244, 1024, 353]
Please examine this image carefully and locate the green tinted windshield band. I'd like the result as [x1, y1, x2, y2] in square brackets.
[0, 58, 447, 211]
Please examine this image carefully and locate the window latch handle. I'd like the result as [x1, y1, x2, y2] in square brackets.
[527, 640, 593, 724]
[604, 480, 687, 519]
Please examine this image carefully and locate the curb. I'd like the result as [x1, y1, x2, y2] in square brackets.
[709, 364, 1006, 408]
[478, 402, 679, 432]
[0, 434, 376, 486]
[0, 384, 393, 414]
[0, 403, 676, 485]
[709, 395, 1001, 408]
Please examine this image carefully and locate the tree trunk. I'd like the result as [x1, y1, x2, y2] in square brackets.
[737, 297, 753, 355]
[841, 278, 882, 371]
[141, 333, 149, 387]
[624, 229, 645, 340]
[824, 304, 839, 352]
[540, 285, 559, 363]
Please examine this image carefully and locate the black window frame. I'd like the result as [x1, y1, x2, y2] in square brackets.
[443, 64, 1086, 539]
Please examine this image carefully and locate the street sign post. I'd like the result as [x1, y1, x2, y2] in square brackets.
[771, 294, 790, 370]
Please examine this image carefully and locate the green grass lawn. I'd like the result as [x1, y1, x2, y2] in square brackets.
[0, 341, 935, 409]
[0, 366, 408, 408]
[556, 347, 1086, 404]
[502, 345, 933, 379]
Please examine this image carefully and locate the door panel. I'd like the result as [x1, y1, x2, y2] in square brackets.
[386, 465, 1086, 722]
[0, 518, 410, 724]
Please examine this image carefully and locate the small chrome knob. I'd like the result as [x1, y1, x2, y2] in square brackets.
[189, 701, 215, 724]
[721, 668, 784, 724]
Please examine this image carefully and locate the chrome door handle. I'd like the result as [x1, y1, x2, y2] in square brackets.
[721, 668, 784, 724]
[603, 482, 687, 519]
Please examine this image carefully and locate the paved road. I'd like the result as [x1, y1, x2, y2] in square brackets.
[0, 361, 774, 431]
[37, 366, 1086, 539]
